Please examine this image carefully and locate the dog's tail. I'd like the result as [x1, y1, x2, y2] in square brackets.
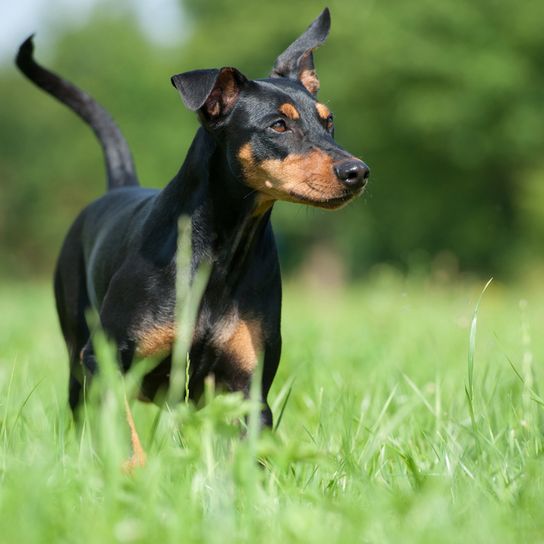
[15, 35, 138, 190]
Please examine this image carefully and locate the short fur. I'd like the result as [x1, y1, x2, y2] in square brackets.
[16, 8, 369, 426]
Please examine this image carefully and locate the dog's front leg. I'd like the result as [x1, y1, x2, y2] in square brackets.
[259, 338, 281, 428]
[76, 332, 135, 403]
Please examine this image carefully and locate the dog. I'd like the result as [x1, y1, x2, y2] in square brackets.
[16, 8, 369, 427]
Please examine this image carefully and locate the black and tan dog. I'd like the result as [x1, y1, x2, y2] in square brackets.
[16, 8, 369, 427]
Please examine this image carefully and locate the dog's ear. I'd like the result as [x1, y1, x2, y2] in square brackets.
[270, 8, 330, 95]
[171, 67, 247, 120]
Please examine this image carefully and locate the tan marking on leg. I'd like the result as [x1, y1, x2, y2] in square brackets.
[122, 396, 146, 473]
[279, 103, 300, 120]
[316, 102, 331, 120]
[135, 324, 176, 357]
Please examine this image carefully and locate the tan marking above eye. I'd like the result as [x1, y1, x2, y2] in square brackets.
[278, 103, 300, 120]
[135, 323, 176, 357]
[316, 102, 331, 120]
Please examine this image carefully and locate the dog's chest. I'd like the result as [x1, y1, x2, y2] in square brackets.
[205, 310, 263, 374]
[134, 308, 263, 374]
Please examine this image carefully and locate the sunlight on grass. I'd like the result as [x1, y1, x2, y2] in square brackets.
[0, 276, 543, 543]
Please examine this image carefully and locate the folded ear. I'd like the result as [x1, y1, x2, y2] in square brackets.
[270, 8, 331, 95]
[171, 67, 247, 120]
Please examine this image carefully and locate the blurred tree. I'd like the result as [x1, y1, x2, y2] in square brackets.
[0, 11, 186, 276]
[1, 0, 543, 278]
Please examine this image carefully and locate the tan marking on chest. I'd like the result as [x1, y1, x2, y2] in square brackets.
[215, 316, 263, 374]
[279, 103, 300, 120]
[135, 324, 176, 358]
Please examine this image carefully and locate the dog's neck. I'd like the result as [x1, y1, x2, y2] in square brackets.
[149, 128, 274, 278]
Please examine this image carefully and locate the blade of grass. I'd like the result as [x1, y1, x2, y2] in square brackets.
[466, 277, 493, 431]
[169, 216, 211, 406]
[6, 378, 44, 445]
[273, 378, 295, 432]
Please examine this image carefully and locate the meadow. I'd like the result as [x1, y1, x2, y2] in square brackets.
[1, 274, 543, 543]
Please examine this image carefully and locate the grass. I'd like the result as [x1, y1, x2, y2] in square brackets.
[1, 273, 544, 543]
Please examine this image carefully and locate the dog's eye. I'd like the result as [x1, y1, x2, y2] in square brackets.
[270, 119, 288, 133]
[326, 114, 334, 132]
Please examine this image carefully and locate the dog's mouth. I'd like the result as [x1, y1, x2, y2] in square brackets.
[288, 188, 362, 209]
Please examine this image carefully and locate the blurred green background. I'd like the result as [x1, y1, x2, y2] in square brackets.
[1, 0, 543, 280]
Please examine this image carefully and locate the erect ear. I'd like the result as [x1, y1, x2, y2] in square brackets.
[270, 8, 330, 95]
[171, 67, 247, 119]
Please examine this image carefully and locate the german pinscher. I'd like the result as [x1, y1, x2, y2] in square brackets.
[16, 8, 369, 427]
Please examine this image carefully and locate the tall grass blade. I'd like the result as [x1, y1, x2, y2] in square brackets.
[169, 216, 211, 406]
[466, 277, 493, 431]
[273, 381, 294, 432]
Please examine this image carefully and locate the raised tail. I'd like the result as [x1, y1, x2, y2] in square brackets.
[16, 35, 138, 190]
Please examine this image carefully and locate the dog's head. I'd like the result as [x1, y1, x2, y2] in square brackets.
[171, 8, 369, 211]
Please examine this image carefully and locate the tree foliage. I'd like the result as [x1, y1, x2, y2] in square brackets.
[1, 0, 543, 277]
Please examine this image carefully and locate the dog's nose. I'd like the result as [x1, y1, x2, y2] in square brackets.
[334, 159, 370, 190]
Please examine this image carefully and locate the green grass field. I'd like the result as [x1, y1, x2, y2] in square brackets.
[1, 275, 543, 543]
